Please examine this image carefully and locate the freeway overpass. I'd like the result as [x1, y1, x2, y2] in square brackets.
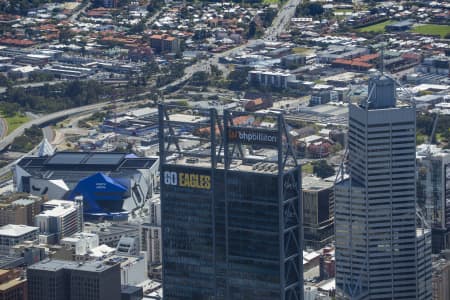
[0, 84, 161, 153]
[0, 101, 114, 152]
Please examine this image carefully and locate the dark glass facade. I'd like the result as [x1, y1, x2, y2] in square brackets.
[162, 165, 215, 300]
[303, 187, 334, 249]
[162, 164, 302, 300]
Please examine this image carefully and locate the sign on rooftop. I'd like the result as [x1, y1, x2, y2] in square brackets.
[228, 126, 278, 147]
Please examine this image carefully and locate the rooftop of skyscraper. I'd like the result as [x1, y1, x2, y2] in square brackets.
[160, 106, 299, 174]
[302, 175, 334, 190]
[167, 155, 297, 174]
[356, 72, 412, 110]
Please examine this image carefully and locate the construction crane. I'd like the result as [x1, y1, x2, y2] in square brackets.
[426, 112, 440, 155]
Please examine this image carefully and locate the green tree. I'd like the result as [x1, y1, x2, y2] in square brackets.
[59, 26, 74, 44]
[191, 71, 209, 86]
[312, 160, 335, 178]
[10, 135, 33, 152]
[29, 72, 54, 83]
[147, 0, 164, 13]
[262, 8, 277, 27]
[443, 129, 450, 142]
[210, 64, 223, 78]
[0, 74, 8, 86]
[10, 125, 42, 152]
[247, 20, 257, 39]
[296, 1, 324, 17]
[0, 102, 21, 117]
[128, 20, 145, 34]
[227, 67, 251, 91]
[65, 80, 83, 98]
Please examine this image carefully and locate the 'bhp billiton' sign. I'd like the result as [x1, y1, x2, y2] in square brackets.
[228, 127, 278, 147]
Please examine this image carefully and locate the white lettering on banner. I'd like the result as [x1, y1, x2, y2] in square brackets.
[237, 131, 277, 143]
[228, 127, 278, 146]
[164, 171, 177, 186]
[96, 183, 106, 189]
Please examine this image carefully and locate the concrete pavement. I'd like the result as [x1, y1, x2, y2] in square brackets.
[42, 126, 54, 143]
[0, 118, 6, 140]
[264, 0, 302, 40]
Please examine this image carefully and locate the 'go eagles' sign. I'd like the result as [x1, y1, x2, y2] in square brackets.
[163, 170, 211, 190]
[228, 127, 278, 147]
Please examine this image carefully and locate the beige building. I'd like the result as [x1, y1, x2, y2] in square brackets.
[0, 196, 44, 226]
[150, 34, 180, 54]
[0, 269, 27, 300]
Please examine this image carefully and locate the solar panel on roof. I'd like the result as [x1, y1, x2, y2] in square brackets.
[46, 153, 89, 165]
[84, 153, 125, 165]
[18, 158, 33, 166]
[28, 158, 47, 167]
[120, 159, 155, 169]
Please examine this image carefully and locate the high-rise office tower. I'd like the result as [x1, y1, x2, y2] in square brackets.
[417, 145, 450, 253]
[159, 106, 303, 300]
[335, 74, 432, 299]
[302, 176, 334, 250]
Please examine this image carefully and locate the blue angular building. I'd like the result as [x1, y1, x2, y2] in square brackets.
[69, 173, 128, 217]
[14, 152, 159, 220]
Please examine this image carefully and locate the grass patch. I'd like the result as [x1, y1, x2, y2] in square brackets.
[0, 171, 12, 182]
[357, 20, 394, 33]
[302, 162, 313, 174]
[263, 0, 279, 4]
[417, 132, 427, 145]
[293, 47, 313, 55]
[334, 9, 352, 13]
[411, 24, 450, 38]
[1, 113, 29, 135]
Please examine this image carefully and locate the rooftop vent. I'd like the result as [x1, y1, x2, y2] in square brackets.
[186, 158, 199, 164]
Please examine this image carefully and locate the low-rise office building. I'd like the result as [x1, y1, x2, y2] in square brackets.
[0, 269, 27, 300]
[0, 225, 39, 254]
[35, 200, 82, 244]
[0, 196, 44, 227]
[248, 69, 295, 89]
[150, 34, 180, 54]
[84, 222, 140, 248]
[27, 259, 121, 300]
[302, 176, 334, 250]
[432, 251, 450, 300]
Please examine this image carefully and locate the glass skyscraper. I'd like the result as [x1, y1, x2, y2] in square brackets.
[335, 74, 432, 299]
[159, 106, 303, 300]
[417, 146, 450, 253]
